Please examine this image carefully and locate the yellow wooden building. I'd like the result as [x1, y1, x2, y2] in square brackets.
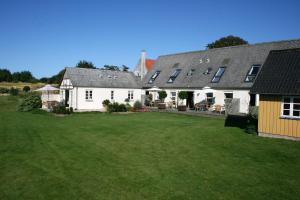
[251, 49, 300, 140]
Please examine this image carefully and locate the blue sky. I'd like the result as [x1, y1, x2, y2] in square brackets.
[1, 0, 300, 78]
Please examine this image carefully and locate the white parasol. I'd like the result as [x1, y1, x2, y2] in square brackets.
[35, 84, 59, 101]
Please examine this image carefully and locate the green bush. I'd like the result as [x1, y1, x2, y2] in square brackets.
[52, 103, 72, 115]
[158, 90, 167, 102]
[178, 91, 188, 100]
[125, 103, 132, 111]
[23, 86, 31, 92]
[178, 91, 188, 105]
[133, 101, 142, 110]
[107, 102, 127, 113]
[0, 87, 9, 94]
[18, 93, 42, 112]
[249, 106, 259, 119]
[245, 107, 259, 134]
[9, 87, 19, 96]
[102, 99, 110, 107]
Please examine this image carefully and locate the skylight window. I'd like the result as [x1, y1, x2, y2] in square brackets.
[148, 71, 161, 84]
[167, 69, 182, 83]
[211, 67, 226, 83]
[245, 65, 261, 82]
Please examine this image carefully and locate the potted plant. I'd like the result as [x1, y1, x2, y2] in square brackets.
[178, 91, 188, 111]
[102, 99, 110, 111]
[158, 90, 167, 109]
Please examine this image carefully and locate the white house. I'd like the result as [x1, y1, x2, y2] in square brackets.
[59, 39, 300, 114]
[142, 39, 300, 114]
[60, 68, 142, 111]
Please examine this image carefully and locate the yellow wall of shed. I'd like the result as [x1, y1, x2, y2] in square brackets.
[258, 95, 300, 138]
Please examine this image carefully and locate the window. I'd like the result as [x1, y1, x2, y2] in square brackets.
[167, 69, 182, 83]
[211, 67, 226, 83]
[111, 91, 114, 100]
[85, 90, 92, 100]
[148, 71, 161, 84]
[171, 92, 176, 101]
[187, 69, 195, 76]
[245, 65, 261, 82]
[224, 93, 233, 99]
[128, 91, 134, 100]
[206, 93, 214, 105]
[282, 96, 300, 118]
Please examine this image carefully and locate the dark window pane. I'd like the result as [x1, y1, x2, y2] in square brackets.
[250, 66, 260, 75]
[225, 93, 233, 98]
[283, 97, 290, 103]
[293, 104, 300, 110]
[294, 98, 300, 103]
[206, 93, 213, 98]
[284, 104, 290, 109]
[293, 111, 300, 117]
[283, 110, 290, 116]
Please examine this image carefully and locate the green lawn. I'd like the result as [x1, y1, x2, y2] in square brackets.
[1, 96, 300, 200]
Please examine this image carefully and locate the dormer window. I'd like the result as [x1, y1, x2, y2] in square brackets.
[148, 71, 161, 84]
[245, 65, 261, 82]
[167, 69, 182, 83]
[187, 69, 195, 76]
[211, 67, 226, 83]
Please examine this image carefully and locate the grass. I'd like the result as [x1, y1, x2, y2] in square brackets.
[0, 96, 300, 200]
[0, 82, 46, 90]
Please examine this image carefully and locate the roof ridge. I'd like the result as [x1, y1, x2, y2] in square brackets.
[158, 38, 300, 58]
[66, 67, 134, 74]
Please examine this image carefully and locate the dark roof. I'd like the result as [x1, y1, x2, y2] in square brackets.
[62, 67, 142, 89]
[250, 48, 300, 95]
[143, 39, 300, 89]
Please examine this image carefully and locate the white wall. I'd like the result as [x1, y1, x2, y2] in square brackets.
[158, 88, 251, 113]
[61, 87, 142, 111]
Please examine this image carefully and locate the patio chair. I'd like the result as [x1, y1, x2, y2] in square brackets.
[194, 103, 201, 111]
[213, 104, 225, 114]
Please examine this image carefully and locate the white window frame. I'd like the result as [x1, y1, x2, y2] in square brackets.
[281, 96, 300, 119]
[128, 91, 134, 100]
[171, 91, 177, 101]
[245, 65, 261, 82]
[211, 67, 226, 83]
[85, 90, 93, 101]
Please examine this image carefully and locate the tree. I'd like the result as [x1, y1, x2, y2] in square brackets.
[0, 69, 12, 82]
[49, 69, 65, 84]
[23, 86, 31, 92]
[76, 60, 96, 69]
[103, 65, 120, 71]
[207, 35, 248, 49]
[18, 71, 36, 82]
[12, 72, 21, 82]
[122, 65, 129, 72]
[158, 90, 167, 102]
[39, 77, 50, 83]
[178, 91, 188, 105]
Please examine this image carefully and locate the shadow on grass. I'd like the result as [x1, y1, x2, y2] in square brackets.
[224, 114, 248, 129]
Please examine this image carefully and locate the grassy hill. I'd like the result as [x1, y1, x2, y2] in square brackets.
[0, 82, 57, 90]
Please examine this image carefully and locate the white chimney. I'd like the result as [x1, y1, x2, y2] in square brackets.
[134, 50, 148, 79]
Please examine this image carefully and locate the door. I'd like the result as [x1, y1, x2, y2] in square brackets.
[186, 91, 194, 109]
[65, 90, 69, 107]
